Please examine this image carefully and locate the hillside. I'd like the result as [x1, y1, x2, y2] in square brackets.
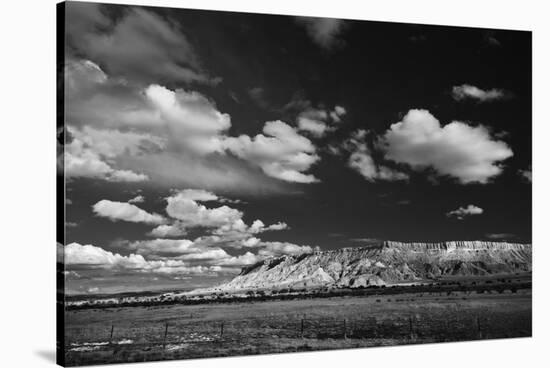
[216, 241, 532, 291]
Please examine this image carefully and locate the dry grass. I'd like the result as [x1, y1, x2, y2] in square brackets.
[64, 289, 531, 366]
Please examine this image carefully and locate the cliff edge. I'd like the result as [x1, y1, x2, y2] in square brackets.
[217, 241, 532, 291]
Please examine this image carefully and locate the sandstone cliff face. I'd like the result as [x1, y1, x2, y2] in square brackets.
[218, 241, 532, 291]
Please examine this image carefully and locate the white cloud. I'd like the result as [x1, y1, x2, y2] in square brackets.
[165, 192, 243, 229]
[64, 145, 149, 182]
[296, 17, 347, 50]
[297, 106, 346, 138]
[109, 170, 149, 182]
[169, 189, 218, 202]
[64, 59, 162, 130]
[330, 106, 347, 123]
[446, 204, 484, 220]
[92, 200, 165, 224]
[124, 238, 229, 260]
[348, 151, 409, 182]
[65, 125, 156, 182]
[216, 252, 261, 266]
[241, 237, 262, 248]
[148, 223, 188, 238]
[145, 84, 230, 154]
[345, 130, 409, 182]
[69, 125, 166, 158]
[380, 109, 513, 184]
[223, 120, 320, 183]
[64, 242, 152, 269]
[519, 168, 532, 182]
[452, 84, 509, 102]
[211, 219, 289, 240]
[128, 195, 145, 204]
[64, 60, 319, 191]
[124, 237, 274, 268]
[178, 248, 230, 261]
[298, 117, 329, 138]
[264, 222, 289, 231]
[64, 242, 219, 275]
[334, 105, 346, 116]
[66, 3, 216, 85]
[257, 241, 318, 257]
[158, 191, 288, 239]
[126, 238, 195, 255]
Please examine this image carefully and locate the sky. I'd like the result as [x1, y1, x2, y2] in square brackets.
[59, 1, 532, 295]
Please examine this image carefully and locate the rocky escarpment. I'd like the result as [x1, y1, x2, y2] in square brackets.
[217, 241, 532, 291]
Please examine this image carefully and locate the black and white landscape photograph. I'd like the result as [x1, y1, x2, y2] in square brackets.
[57, 1, 532, 366]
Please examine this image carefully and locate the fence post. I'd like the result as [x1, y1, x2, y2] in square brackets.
[220, 322, 224, 339]
[163, 322, 169, 350]
[109, 324, 114, 344]
[477, 316, 483, 339]
[344, 318, 347, 339]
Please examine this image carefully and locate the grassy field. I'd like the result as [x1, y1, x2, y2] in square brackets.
[64, 287, 531, 366]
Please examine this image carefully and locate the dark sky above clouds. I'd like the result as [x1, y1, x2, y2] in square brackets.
[60, 1, 532, 295]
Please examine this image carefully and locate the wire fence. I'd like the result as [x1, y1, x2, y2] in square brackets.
[65, 309, 532, 356]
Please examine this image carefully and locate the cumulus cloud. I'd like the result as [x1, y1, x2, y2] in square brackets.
[65, 142, 148, 182]
[64, 242, 220, 275]
[213, 219, 289, 238]
[349, 151, 409, 182]
[124, 238, 229, 260]
[64, 59, 319, 190]
[165, 192, 243, 229]
[452, 84, 510, 102]
[298, 118, 328, 138]
[66, 2, 216, 85]
[92, 200, 165, 224]
[331, 106, 347, 122]
[128, 195, 145, 204]
[297, 105, 347, 138]
[296, 17, 347, 50]
[148, 223, 188, 238]
[145, 84, 231, 154]
[155, 190, 288, 239]
[222, 121, 320, 183]
[117, 236, 302, 270]
[123, 237, 271, 268]
[65, 242, 153, 269]
[64, 144, 149, 182]
[109, 170, 149, 182]
[344, 130, 409, 182]
[257, 241, 318, 257]
[125, 238, 258, 267]
[380, 109, 513, 184]
[519, 168, 532, 182]
[446, 204, 484, 220]
[63, 59, 159, 130]
[216, 252, 261, 266]
[168, 189, 219, 202]
[71, 184, 316, 278]
[69, 125, 166, 158]
[64, 124, 160, 182]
